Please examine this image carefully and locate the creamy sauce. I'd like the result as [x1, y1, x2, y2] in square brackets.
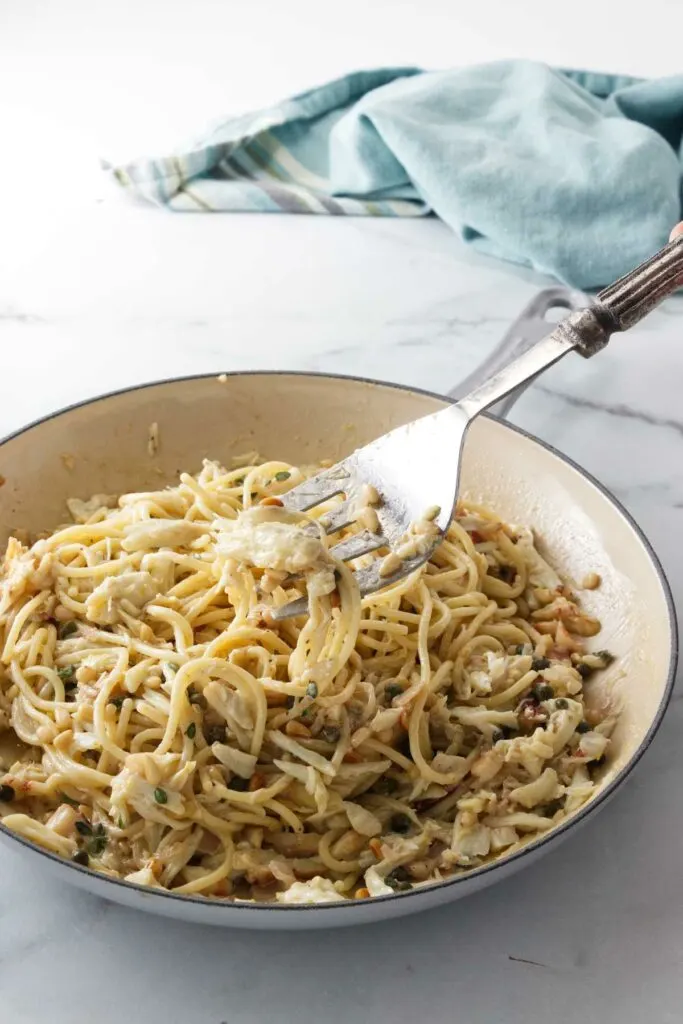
[276, 876, 344, 904]
[217, 510, 335, 597]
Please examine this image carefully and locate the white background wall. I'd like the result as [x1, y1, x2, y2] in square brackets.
[2, 0, 681, 177]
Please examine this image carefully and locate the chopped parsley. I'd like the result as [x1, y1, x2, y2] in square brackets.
[531, 682, 554, 702]
[154, 787, 168, 805]
[186, 722, 196, 739]
[86, 823, 108, 857]
[274, 471, 291, 482]
[204, 724, 226, 745]
[390, 814, 411, 834]
[57, 621, 78, 640]
[385, 867, 412, 892]
[227, 776, 249, 792]
[306, 682, 318, 699]
[595, 650, 615, 666]
[541, 798, 564, 817]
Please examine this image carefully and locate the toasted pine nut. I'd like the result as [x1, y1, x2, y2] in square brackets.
[379, 552, 401, 578]
[285, 720, 311, 739]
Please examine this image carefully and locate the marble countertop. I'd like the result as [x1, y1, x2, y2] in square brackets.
[2, 4, 683, 1022]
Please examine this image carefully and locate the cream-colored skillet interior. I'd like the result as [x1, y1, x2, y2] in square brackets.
[0, 373, 674, 902]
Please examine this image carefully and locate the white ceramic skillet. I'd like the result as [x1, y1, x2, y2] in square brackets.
[0, 292, 676, 930]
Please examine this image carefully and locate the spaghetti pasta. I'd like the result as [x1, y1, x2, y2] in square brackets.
[0, 458, 616, 903]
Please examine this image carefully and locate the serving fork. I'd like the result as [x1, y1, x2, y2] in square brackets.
[274, 236, 683, 620]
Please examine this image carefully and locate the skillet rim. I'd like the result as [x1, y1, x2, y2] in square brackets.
[0, 369, 677, 916]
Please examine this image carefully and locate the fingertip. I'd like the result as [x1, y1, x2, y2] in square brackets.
[669, 222, 683, 241]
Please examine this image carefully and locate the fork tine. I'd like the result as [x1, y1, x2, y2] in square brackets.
[271, 596, 308, 620]
[328, 530, 386, 562]
[270, 532, 397, 621]
[353, 550, 433, 595]
[280, 467, 350, 513]
[270, 555, 402, 622]
[319, 499, 356, 535]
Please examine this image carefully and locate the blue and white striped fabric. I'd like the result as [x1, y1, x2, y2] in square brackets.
[107, 62, 683, 288]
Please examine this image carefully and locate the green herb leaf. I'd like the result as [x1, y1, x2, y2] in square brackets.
[390, 813, 411, 834]
[108, 695, 125, 709]
[154, 787, 168, 805]
[227, 776, 249, 792]
[75, 819, 93, 837]
[58, 621, 78, 640]
[87, 833, 107, 857]
[385, 683, 403, 700]
[274, 471, 291, 482]
[531, 682, 554, 702]
[118, 817, 125, 830]
[59, 792, 79, 806]
[595, 650, 615, 667]
[204, 724, 226, 745]
[57, 665, 76, 684]
[541, 798, 564, 817]
[305, 682, 318, 699]
[186, 722, 196, 739]
[385, 867, 412, 892]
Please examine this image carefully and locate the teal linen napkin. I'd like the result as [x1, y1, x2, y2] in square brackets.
[107, 62, 683, 288]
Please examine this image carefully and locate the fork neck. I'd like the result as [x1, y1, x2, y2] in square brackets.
[455, 310, 603, 419]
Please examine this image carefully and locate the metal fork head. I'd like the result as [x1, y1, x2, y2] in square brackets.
[273, 406, 470, 619]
